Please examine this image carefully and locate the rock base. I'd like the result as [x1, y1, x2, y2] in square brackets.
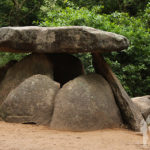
[0, 53, 123, 131]
[0, 52, 143, 131]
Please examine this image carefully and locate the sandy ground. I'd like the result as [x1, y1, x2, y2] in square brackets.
[0, 121, 150, 150]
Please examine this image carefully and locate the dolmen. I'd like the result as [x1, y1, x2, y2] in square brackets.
[0, 26, 144, 131]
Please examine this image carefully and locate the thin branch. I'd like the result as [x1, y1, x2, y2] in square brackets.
[11, 0, 19, 8]
[21, 4, 39, 20]
[9, 7, 14, 25]
[19, 0, 27, 9]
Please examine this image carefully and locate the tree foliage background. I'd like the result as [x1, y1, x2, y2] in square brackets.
[0, 0, 150, 97]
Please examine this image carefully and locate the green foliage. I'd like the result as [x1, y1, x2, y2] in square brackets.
[0, 53, 29, 67]
[0, 0, 43, 26]
[62, 0, 102, 9]
[38, 7, 150, 97]
[0, 0, 149, 97]
[57, 0, 149, 15]
[38, 0, 57, 17]
[119, 0, 149, 15]
[0, 0, 13, 26]
[74, 53, 94, 74]
[142, 2, 150, 28]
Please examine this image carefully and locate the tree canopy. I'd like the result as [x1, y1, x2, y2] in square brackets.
[0, 0, 150, 97]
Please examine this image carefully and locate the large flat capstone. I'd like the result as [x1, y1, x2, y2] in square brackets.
[0, 26, 129, 53]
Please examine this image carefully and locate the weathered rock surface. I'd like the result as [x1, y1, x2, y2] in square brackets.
[132, 95, 150, 120]
[48, 53, 84, 85]
[50, 74, 122, 131]
[92, 52, 144, 131]
[0, 75, 60, 125]
[0, 26, 129, 53]
[0, 60, 17, 83]
[0, 53, 53, 105]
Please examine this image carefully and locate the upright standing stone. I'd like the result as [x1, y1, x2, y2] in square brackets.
[92, 52, 144, 131]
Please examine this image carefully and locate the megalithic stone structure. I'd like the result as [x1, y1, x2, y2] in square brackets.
[0, 26, 144, 131]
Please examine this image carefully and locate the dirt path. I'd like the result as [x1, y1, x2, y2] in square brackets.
[0, 121, 149, 150]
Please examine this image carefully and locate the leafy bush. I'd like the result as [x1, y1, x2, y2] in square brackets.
[0, 0, 44, 26]
[0, 53, 29, 67]
[55, 0, 149, 15]
[142, 2, 150, 28]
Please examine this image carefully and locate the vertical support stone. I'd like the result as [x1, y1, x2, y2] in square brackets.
[92, 52, 144, 131]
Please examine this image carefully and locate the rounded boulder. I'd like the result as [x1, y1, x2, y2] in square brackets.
[0, 74, 60, 125]
[0, 53, 53, 105]
[50, 74, 122, 131]
[132, 95, 150, 120]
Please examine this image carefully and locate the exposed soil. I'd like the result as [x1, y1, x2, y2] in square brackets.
[0, 121, 150, 150]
